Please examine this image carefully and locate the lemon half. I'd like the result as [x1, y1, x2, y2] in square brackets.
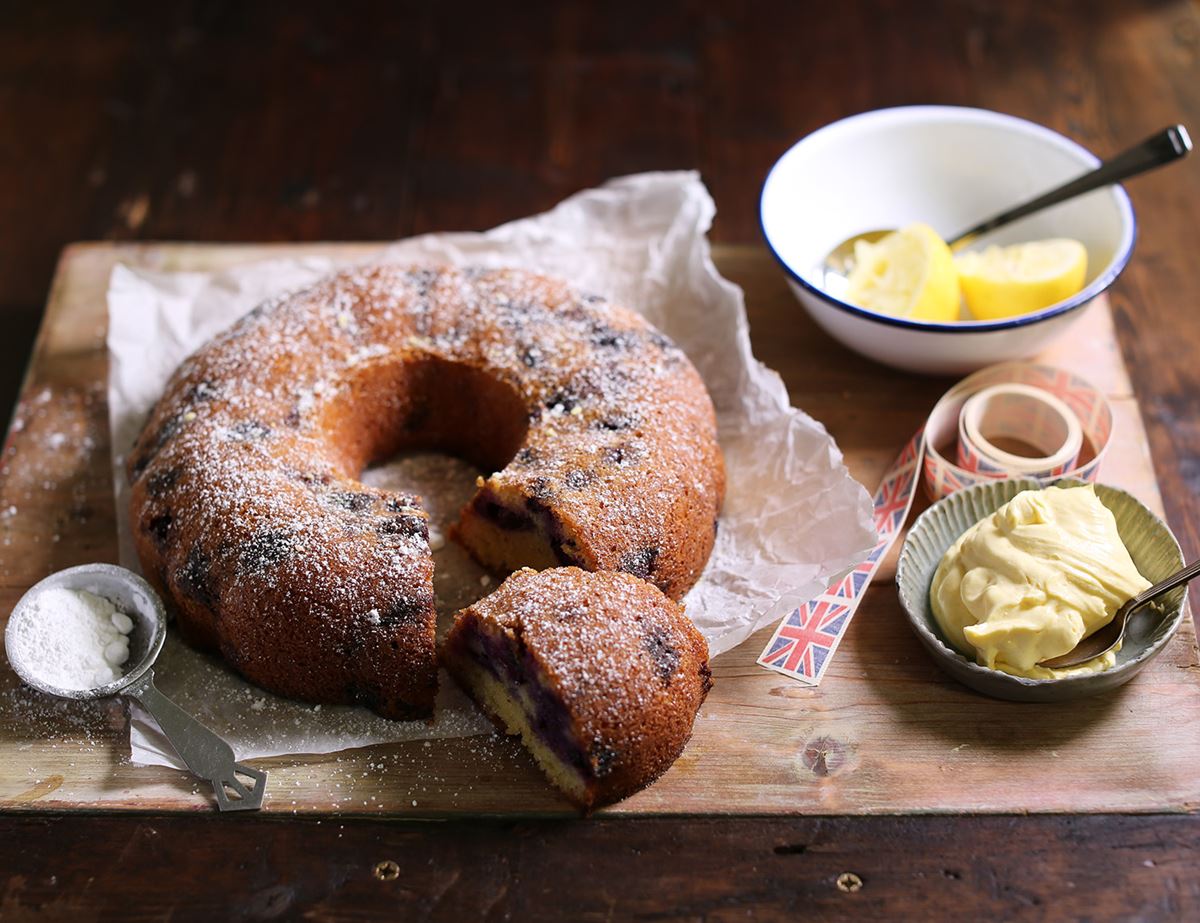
[955, 239, 1087, 321]
[845, 223, 961, 322]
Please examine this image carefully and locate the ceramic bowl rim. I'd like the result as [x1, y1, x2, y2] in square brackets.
[759, 104, 1138, 334]
[895, 477, 1187, 690]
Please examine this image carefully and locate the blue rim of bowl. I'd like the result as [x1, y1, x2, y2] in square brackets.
[895, 478, 1186, 688]
[759, 105, 1138, 334]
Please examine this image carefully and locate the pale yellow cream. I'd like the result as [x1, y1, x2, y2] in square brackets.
[930, 485, 1151, 679]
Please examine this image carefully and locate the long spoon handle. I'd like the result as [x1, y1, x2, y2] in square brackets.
[1124, 558, 1200, 615]
[125, 669, 267, 811]
[949, 125, 1192, 249]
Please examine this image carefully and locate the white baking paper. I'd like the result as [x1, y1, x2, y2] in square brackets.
[107, 171, 875, 766]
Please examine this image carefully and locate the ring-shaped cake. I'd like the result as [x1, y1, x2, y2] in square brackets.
[127, 264, 725, 718]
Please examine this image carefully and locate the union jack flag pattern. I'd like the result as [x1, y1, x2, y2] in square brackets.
[755, 362, 1112, 686]
[757, 429, 925, 685]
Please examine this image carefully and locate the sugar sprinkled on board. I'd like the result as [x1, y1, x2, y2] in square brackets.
[8, 588, 135, 691]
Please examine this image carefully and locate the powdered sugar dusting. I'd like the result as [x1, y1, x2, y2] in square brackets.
[446, 566, 711, 804]
[468, 567, 707, 726]
[127, 422, 506, 761]
[0, 381, 103, 562]
[106, 172, 876, 769]
[127, 263, 720, 720]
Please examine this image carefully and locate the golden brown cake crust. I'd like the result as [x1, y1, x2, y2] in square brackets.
[127, 264, 723, 720]
[443, 567, 712, 809]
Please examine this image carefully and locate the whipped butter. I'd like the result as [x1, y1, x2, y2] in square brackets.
[930, 485, 1151, 679]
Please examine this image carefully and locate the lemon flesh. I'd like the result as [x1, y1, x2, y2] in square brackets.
[956, 239, 1088, 321]
[845, 223, 961, 322]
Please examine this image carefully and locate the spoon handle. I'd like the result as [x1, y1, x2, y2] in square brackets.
[949, 125, 1192, 249]
[1125, 558, 1200, 614]
[125, 669, 267, 811]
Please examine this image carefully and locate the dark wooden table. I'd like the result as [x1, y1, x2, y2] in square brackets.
[3, 1, 1200, 918]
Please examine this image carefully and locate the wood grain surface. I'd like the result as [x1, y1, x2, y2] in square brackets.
[2, 0, 1198, 568]
[2, 0, 1200, 918]
[6, 812, 1200, 921]
[1, 241, 1197, 820]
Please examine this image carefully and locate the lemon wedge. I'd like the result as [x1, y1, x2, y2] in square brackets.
[845, 223, 961, 322]
[955, 239, 1088, 320]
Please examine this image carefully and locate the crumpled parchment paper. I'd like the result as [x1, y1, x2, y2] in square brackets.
[107, 171, 875, 766]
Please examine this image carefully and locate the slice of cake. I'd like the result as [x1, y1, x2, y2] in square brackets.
[441, 566, 711, 811]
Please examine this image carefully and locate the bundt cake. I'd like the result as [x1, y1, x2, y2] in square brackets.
[442, 567, 712, 809]
[127, 264, 724, 719]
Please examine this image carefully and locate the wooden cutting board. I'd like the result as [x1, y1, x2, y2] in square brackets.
[2, 242, 1197, 816]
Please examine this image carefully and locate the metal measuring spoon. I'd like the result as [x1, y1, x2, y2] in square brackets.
[821, 124, 1192, 290]
[4, 563, 266, 811]
[1038, 558, 1200, 670]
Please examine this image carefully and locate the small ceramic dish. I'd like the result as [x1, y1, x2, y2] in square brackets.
[896, 478, 1186, 702]
[760, 106, 1136, 374]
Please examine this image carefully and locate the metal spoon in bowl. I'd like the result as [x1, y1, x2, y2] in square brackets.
[4, 564, 267, 811]
[822, 124, 1192, 289]
[1038, 558, 1200, 670]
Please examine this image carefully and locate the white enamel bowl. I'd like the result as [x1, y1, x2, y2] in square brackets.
[760, 106, 1136, 375]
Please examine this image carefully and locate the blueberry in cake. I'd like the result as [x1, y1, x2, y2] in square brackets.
[442, 566, 712, 810]
[127, 264, 724, 719]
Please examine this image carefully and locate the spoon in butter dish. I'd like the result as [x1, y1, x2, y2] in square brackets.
[1038, 558, 1200, 670]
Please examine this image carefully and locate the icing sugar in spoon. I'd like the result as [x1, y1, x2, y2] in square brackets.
[821, 124, 1192, 289]
[4, 564, 267, 811]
